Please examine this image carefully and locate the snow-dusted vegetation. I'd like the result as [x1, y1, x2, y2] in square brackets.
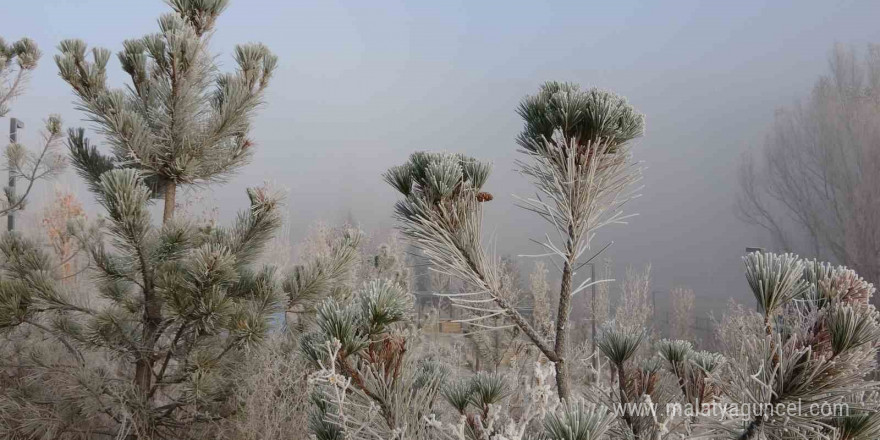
[1, 1, 879, 439]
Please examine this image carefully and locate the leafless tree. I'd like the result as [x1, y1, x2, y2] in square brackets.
[738, 43, 880, 294]
[529, 261, 553, 339]
[669, 287, 695, 341]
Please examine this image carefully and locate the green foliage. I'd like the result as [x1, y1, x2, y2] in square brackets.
[468, 372, 509, 411]
[743, 251, 809, 317]
[656, 339, 692, 366]
[517, 81, 645, 153]
[55, 0, 277, 195]
[800, 259, 837, 309]
[301, 279, 411, 366]
[358, 279, 412, 336]
[309, 391, 345, 440]
[384, 151, 491, 212]
[597, 323, 644, 366]
[0, 37, 40, 70]
[0, 277, 31, 328]
[543, 402, 612, 440]
[827, 304, 880, 356]
[313, 299, 369, 360]
[438, 372, 517, 439]
[0, 171, 284, 433]
[830, 410, 880, 440]
[440, 371, 510, 416]
[383, 151, 492, 292]
[166, 0, 231, 35]
[442, 379, 475, 414]
[0, 2, 280, 438]
[284, 228, 361, 326]
[302, 278, 451, 440]
[690, 350, 724, 374]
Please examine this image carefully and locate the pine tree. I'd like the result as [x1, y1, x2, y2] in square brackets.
[55, 0, 276, 223]
[0, 37, 40, 117]
[284, 226, 362, 332]
[384, 82, 645, 399]
[55, 0, 276, 400]
[0, 1, 280, 437]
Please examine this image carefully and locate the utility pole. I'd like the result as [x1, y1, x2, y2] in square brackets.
[8, 118, 23, 232]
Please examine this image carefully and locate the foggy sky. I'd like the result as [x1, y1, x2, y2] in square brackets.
[5, 0, 880, 314]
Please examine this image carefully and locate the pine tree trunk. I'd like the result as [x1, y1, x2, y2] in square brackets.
[135, 277, 162, 400]
[134, 358, 153, 396]
[163, 181, 177, 224]
[134, 297, 162, 404]
[554, 257, 573, 401]
[133, 181, 175, 402]
[617, 363, 636, 437]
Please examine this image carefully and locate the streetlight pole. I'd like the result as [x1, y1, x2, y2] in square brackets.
[8, 118, 23, 232]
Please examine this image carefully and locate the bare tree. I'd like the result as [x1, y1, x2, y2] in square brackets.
[614, 265, 653, 335]
[41, 186, 87, 279]
[669, 287, 695, 340]
[529, 261, 553, 339]
[738, 43, 880, 293]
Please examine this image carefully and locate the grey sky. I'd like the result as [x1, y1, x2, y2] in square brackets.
[5, 0, 880, 313]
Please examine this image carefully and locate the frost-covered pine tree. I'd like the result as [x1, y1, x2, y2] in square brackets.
[701, 253, 880, 440]
[55, 0, 276, 398]
[0, 37, 40, 117]
[302, 279, 447, 440]
[0, 1, 280, 438]
[284, 227, 362, 332]
[55, 0, 276, 223]
[384, 82, 645, 399]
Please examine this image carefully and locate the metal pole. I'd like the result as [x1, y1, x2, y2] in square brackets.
[8, 118, 23, 232]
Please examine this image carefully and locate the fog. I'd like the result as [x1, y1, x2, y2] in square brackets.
[5, 0, 880, 313]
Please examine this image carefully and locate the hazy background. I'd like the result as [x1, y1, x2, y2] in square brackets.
[5, 0, 880, 316]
